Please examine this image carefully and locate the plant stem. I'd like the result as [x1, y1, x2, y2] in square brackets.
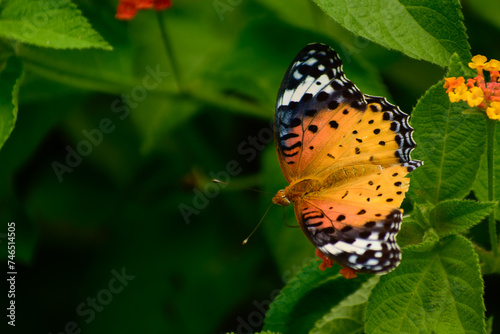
[486, 117, 498, 256]
[157, 12, 182, 93]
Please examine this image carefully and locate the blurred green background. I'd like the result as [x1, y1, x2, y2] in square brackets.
[1, 0, 500, 333]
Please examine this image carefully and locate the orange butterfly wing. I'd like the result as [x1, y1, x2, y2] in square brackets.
[274, 43, 422, 274]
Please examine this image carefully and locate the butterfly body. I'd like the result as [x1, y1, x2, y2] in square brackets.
[273, 43, 422, 274]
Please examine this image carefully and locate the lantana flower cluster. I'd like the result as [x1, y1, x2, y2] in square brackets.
[116, 0, 172, 20]
[444, 55, 500, 120]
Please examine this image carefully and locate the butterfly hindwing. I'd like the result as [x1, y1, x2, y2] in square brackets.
[296, 199, 402, 273]
[296, 164, 410, 273]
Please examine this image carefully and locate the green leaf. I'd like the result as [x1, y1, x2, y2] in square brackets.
[407, 54, 485, 204]
[263, 260, 370, 334]
[0, 0, 111, 50]
[310, 276, 380, 334]
[430, 199, 496, 237]
[397, 217, 426, 248]
[0, 55, 22, 151]
[365, 236, 485, 334]
[312, 0, 470, 66]
[399, 204, 443, 248]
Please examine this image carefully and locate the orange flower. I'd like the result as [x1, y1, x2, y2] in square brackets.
[466, 78, 476, 88]
[443, 77, 464, 93]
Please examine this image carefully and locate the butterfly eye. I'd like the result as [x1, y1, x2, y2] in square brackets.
[272, 189, 290, 206]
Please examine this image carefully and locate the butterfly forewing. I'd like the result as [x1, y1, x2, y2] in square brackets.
[274, 43, 366, 181]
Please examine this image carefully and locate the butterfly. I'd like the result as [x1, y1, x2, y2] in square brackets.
[272, 43, 422, 276]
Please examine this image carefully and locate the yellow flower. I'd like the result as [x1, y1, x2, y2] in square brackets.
[466, 86, 484, 107]
[469, 55, 488, 72]
[448, 84, 468, 103]
[486, 101, 500, 120]
[485, 59, 500, 72]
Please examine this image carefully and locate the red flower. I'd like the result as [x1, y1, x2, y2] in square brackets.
[115, 1, 137, 20]
[339, 267, 357, 279]
[116, 0, 172, 20]
[316, 249, 334, 271]
[136, 0, 154, 9]
[154, 0, 172, 10]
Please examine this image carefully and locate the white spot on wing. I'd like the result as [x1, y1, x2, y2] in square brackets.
[293, 70, 302, 80]
[335, 241, 364, 254]
[319, 244, 341, 256]
[282, 89, 294, 105]
[290, 76, 316, 102]
[322, 85, 334, 94]
[304, 57, 318, 66]
[351, 238, 377, 250]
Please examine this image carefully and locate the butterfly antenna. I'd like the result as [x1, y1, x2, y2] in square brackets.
[242, 202, 274, 245]
[212, 179, 274, 195]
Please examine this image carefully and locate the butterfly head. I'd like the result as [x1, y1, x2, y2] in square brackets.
[272, 189, 291, 206]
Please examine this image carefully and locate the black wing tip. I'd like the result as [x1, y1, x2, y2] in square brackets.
[304, 42, 330, 50]
[293, 43, 339, 62]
